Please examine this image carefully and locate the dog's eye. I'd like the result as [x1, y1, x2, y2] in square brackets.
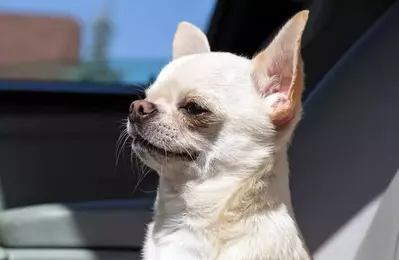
[183, 102, 207, 115]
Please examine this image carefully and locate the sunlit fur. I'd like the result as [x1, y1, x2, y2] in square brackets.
[129, 11, 311, 260]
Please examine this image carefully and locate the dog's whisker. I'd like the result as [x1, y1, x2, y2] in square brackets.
[129, 144, 141, 194]
[137, 168, 157, 194]
[115, 130, 130, 166]
[130, 84, 147, 94]
[129, 137, 156, 195]
[178, 134, 197, 161]
[138, 188, 157, 194]
[161, 141, 169, 163]
[115, 130, 126, 160]
[118, 119, 128, 129]
[134, 164, 153, 194]
[116, 130, 126, 149]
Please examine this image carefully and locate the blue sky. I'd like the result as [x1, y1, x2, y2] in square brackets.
[0, 0, 216, 59]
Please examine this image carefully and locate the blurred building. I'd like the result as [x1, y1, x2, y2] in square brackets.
[0, 13, 80, 80]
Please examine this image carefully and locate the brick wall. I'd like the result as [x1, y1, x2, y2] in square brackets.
[0, 13, 81, 80]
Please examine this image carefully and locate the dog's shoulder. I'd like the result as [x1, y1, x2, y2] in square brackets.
[217, 208, 311, 260]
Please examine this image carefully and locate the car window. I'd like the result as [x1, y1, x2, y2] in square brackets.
[0, 0, 216, 93]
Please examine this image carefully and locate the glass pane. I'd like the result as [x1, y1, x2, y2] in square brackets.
[0, 0, 216, 92]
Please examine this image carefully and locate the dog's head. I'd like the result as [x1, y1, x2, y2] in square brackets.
[128, 11, 309, 178]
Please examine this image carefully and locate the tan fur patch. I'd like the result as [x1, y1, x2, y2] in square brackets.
[212, 158, 277, 255]
[179, 94, 220, 130]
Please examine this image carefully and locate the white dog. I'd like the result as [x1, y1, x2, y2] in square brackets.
[127, 10, 311, 260]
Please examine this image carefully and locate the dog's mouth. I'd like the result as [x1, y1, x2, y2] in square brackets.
[133, 133, 198, 160]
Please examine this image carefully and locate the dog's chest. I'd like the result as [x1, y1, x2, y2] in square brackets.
[143, 221, 217, 260]
[142, 213, 310, 260]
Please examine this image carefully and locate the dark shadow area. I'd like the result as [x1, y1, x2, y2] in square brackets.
[0, 87, 157, 259]
[0, 90, 156, 209]
[289, 1, 399, 252]
[208, 0, 395, 102]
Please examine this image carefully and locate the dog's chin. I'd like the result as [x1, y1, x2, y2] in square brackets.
[131, 133, 198, 165]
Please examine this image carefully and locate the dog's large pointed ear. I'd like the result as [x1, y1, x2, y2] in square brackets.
[173, 22, 210, 60]
[252, 10, 309, 127]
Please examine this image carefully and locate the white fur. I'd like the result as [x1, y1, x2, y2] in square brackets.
[129, 12, 311, 260]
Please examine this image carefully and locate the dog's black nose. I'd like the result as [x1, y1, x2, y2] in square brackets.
[129, 100, 157, 121]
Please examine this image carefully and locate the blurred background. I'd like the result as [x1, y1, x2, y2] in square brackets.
[0, 0, 215, 87]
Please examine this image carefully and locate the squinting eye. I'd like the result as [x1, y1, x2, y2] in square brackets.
[183, 102, 208, 116]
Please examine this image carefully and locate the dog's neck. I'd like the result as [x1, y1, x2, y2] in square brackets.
[153, 146, 295, 228]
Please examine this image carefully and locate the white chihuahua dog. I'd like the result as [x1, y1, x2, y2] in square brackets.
[127, 10, 311, 260]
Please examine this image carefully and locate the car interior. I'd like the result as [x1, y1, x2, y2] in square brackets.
[0, 0, 398, 259]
